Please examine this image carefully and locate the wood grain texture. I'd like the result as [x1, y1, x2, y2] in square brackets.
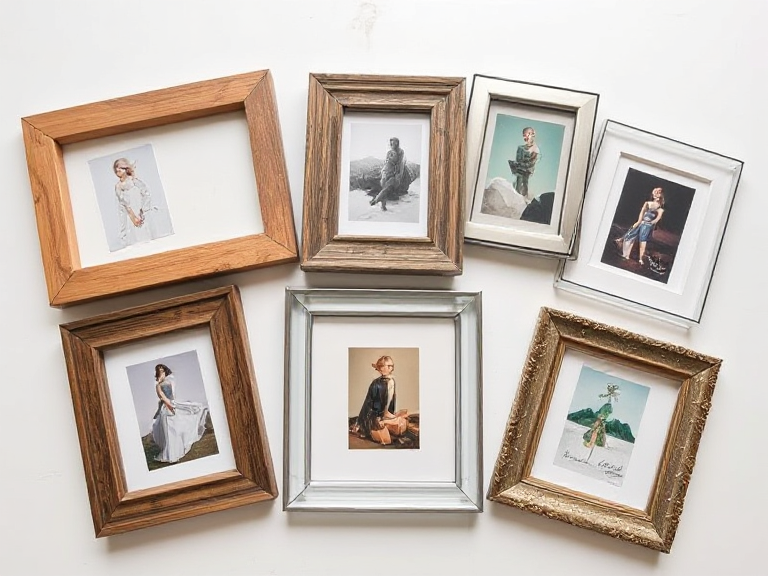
[487, 307, 721, 553]
[21, 119, 80, 299]
[301, 73, 465, 275]
[23, 71, 268, 144]
[244, 71, 297, 254]
[59, 286, 277, 537]
[54, 234, 295, 307]
[21, 70, 298, 307]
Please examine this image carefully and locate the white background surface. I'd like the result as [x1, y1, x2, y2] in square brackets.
[1, 1, 764, 575]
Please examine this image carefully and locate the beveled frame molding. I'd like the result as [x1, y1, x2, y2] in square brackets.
[301, 74, 466, 275]
[488, 307, 721, 553]
[284, 288, 483, 511]
[465, 74, 599, 258]
[60, 286, 277, 536]
[23, 70, 297, 307]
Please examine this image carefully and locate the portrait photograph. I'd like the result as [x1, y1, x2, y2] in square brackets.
[599, 167, 695, 283]
[552, 365, 650, 488]
[338, 112, 430, 238]
[88, 143, 175, 252]
[469, 100, 574, 233]
[126, 349, 218, 471]
[348, 347, 420, 450]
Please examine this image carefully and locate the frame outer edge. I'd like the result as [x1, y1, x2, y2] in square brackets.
[245, 70, 298, 256]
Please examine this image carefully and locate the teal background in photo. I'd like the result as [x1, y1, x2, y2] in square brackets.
[484, 113, 566, 198]
[567, 365, 650, 431]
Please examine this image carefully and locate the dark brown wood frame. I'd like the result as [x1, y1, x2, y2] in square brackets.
[23, 70, 297, 307]
[301, 74, 466, 275]
[488, 308, 721, 552]
[59, 286, 277, 537]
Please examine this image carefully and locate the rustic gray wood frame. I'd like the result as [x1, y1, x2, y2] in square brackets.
[301, 74, 466, 275]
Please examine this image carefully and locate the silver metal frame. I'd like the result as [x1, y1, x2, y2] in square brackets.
[284, 288, 483, 512]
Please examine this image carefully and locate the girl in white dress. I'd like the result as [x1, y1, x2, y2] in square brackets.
[151, 364, 210, 464]
[113, 157, 154, 248]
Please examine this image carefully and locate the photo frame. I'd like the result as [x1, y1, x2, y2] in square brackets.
[284, 288, 482, 511]
[555, 120, 743, 326]
[59, 286, 277, 536]
[300, 74, 466, 275]
[23, 70, 297, 307]
[465, 75, 598, 257]
[488, 307, 721, 552]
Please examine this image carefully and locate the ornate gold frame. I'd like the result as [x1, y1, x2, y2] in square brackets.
[300, 74, 465, 275]
[23, 70, 297, 307]
[59, 286, 277, 536]
[488, 307, 721, 552]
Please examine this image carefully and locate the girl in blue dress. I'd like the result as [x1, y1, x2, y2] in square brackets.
[616, 187, 665, 265]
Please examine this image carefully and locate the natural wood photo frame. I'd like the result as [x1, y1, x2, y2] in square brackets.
[488, 307, 721, 552]
[22, 70, 297, 307]
[301, 74, 466, 275]
[59, 286, 277, 536]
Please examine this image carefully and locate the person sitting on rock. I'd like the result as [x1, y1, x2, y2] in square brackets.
[370, 137, 406, 211]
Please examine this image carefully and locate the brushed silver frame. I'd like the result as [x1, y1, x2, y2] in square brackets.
[284, 288, 483, 512]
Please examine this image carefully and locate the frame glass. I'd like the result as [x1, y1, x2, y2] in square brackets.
[465, 74, 598, 257]
[300, 74, 466, 275]
[488, 307, 721, 552]
[284, 288, 482, 512]
[22, 70, 297, 307]
[59, 286, 277, 536]
[555, 120, 743, 326]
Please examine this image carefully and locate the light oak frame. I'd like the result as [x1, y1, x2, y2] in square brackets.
[23, 70, 297, 307]
[488, 307, 721, 553]
[301, 74, 466, 275]
[60, 286, 277, 537]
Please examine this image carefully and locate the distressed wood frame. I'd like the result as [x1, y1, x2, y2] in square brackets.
[301, 74, 466, 275]
[488, 307, 721, 553]
[59, 286, 277, 537]
[23, 70, 297, 307]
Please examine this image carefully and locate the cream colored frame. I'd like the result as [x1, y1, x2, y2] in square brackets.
[22, 70, 297, 307]
[465, 75, 598, 257]
[488, 307, 721, 552]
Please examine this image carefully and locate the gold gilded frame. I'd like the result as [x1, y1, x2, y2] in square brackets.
[488, 307, 721, 553]
[59, 286, 277, 536]
[301, 74, 465, 275]
[23, 70, 297, 307]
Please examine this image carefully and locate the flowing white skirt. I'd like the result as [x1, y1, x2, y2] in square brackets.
[152, 401, 209, 463]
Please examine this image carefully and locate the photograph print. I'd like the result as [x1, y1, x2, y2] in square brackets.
[126, 349, 218, 471]
[600, 167, 695, 283]
[348, 347, 420, 450]
[88, 143, 174, 252]
[471, 101, 572, 229]
[339, 112, 430, 237]
[553, 365, 650, 487]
